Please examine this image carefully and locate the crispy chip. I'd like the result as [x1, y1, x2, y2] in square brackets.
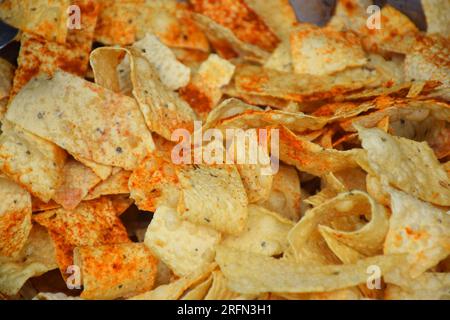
[288, 191, 389, 264]
[177, 164, 248, 235]
[0, 177, 32, 257]
[85, 169, 130, 201]
[53, 160, 101, 210]
[216, 246, 404, 294]
[358, 127, 450, 206]
[73, 243, 157, 300]
[384, 188, 450, 278]
[129, 153, 180, 212]
[264, 41, 292, 73]
[259, 164, 302, 221]
[234, 65, 379, 103]
[74, 157, 113, 181]
[327, 0, 372, 33]
[190, 0, 279, 52]
[0, 0, 69, 43]
[290, 27, 367, 76]
[33, 197, 130, 276]
[180, 54, 235, 117]
[0, 224, 57, 296]
[0, 58, 14, 103]
[279, 126, 362, 177]
[144, 206, 221, 277]
[421, 0, 450, 36]
[133, 34, 191, 90]
[95, 0, 209, 51]
[222, 205, 293, 256]
[204, 270, 240, 300]
[130, 264, 216, 300]
[243, 0, 297, 41]
[0, 121, 66, 202]
[193, 13, 270, 63]
[181, 275, 213, 300]
[6, 71, 155, 170]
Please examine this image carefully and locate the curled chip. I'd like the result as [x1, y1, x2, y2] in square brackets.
[384, 188, 450, 278]
[288, 191, 389, 265]
[216, 246, 404, 294]
[144, 206, 221, 277]
[0, 176, 32, 257]
[177, 164, 248, 235]
[221, 205, 293, 256]
[6, 71, 155, 170]
[74, 243, 158, 300]
[0, 224, 57, 296]
[358, 127, 450, 206]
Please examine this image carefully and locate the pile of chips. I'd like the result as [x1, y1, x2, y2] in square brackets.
[0, 0, 449, 300]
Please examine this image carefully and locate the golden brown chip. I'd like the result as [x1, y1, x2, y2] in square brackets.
[0, 0, 69, 43]
[6, 71, 155, 170]
[84, 169, 130, 201]
[0, 58, 14, 103]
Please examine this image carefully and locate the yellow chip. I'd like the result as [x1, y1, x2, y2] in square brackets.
[222, 205, 293, 256]
[0, 121, 66, 202]
[0, 224, 57, 296]
[259, 164, 302, 221]
[289, 191, 389, 264]
[204, 270, 240, 300]
[85, 169, 130, 201]
[358, 127, 450, 206]
[290, 27, 367, 76]
[215, 246, 404, 294]
[6, 71, 155, 170]
[421, 0, 450, 36]
[144, 206, 221, 277]
[177, 164, 248, 235]
[0, 0, 69, 43]
[384, 188, 450, 278]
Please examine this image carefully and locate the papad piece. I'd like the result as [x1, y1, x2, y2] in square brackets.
[33, 197, 130, 276]
[215, 246, 404, 294]
[74, 243, 157, 300]
[385, 271, 450, 300]
[0, 224, 57, 296]
[144, 206, 221, 277]
[129, 152, 180, 212]
[180, 54, 235, 117]
[204, 270, 240, 300]
[243, 0, 297, 41]
[234, 65, 379, 103]
[279, 126, 362, 177]
[127, 48, 198, 140]
[384, 188, 450, 278]
[0, 121, 66, 202]
[404, 35, 450, 86]
[290, 27, 367, 76]
[53, 159, 101, 210]
[421, 0, 450, 36]
[133, 34, 191, 91]
[130, 264, 216, 300]
[95, 0, 209, 51]
[190, 0, 279, 52]
[85, 169, 130, 200]
[288, 191, 389, 264]
[222, 205, 293, 257]
[0, 177, 32, 257]
[6, 71, 154, 170]
[193, 13, 270, 63]
[0, 0, 69, 43]
[358, 127, 450, 206]
[259, 164, 302, 221]
[177, 164, 248, 235]
[0, 58, 14, 101]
